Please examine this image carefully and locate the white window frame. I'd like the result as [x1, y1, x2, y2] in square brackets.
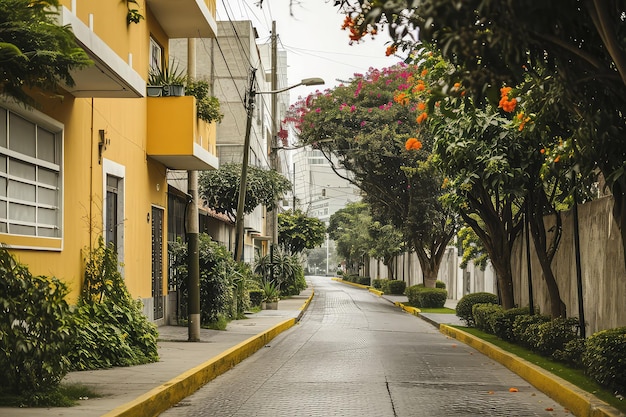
[0, 102, 64, 250]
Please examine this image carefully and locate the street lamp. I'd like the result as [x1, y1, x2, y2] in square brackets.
[233, 72, 324, 262]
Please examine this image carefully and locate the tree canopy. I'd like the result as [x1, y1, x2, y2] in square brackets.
[287, 62, 456, 286]
[0, 0, 91, 106]
[278, 209, 326, 255]
[336, 0, 626, 265]
[328, 202, 373, 275]
[199, 163, 292, 222]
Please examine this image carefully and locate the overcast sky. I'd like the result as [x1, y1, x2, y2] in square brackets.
[216, 0, 403, 102]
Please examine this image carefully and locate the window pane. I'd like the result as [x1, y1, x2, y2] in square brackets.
[9, 159, 36, 181]
[38, 227, 57, 237]
[8, 180, 35, 201]
[8, 113, 36, 157]
[0, 177, 5, 197]
[38, 207, 57, 225]
[0, 201, 6, 218]
[9, 202, 35, 222]
[0, 155, 6, 173]
[38, 168, 58, 187]
[11, 224, 35, 236]
[0, 222, 6, 233]
[39, 187, 57, 206]
[0, 108, 6, 148]
[37, 127, 56, 163]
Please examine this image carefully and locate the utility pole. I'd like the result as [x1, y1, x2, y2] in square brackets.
[186, 38, 200, 342]
[269, 21, 279, 282]
[234, 69, 257, 262]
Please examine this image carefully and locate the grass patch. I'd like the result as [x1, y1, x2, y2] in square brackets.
[453, 326, 626, 413]
[417, 307, 456, 314]
[0, 383, 100, 408]
[202, 315, 230, 330]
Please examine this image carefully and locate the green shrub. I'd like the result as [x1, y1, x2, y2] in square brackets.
[248, 289, 264, 307]
[336, 269, 343, 276]
[405, 285, 447, 307]
[169, 234, 238, 325]
[435, 280, 446, 289]
[405, 285, 421, 304]
[358, 276, 371, 286]
[455, 292, 499, 326]
[417, 288, 447, 308]
[512, 314, 551, 349]
[535, 317, 580, 357]
[553, 338, 586, 368]
[343, 274, 358, 283]
[472, 303, 504, 334]
[493, 307, 531, 341]
[0, 248, 74, 398]
[372, 278, 384, 289]
[583, 327, 626, 395]
[385, 280, 407, 295]
[69, 238, 159, 370]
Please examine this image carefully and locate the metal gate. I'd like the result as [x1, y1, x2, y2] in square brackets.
[151, 206, 164, 320]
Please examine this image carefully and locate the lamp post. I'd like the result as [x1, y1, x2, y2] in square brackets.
[233, 75, 324, 263]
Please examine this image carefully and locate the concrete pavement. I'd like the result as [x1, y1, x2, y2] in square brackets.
[0, 287, 313, 417]
[1, 277, 624, 417]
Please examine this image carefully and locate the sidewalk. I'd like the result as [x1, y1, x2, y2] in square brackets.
[336, 279, 624, 417]
[379, 293, 465, 326]
[0, 287, 313, 417]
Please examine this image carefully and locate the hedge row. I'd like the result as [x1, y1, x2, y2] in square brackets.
[458, 296, 626, 397]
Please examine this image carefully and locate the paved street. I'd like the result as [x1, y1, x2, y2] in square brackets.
[161, 276, 571, 417]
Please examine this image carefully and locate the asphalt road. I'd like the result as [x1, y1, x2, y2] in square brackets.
[161, 276, 572, 417]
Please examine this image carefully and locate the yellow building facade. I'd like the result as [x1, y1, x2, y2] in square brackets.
[0, 0, 218, 324]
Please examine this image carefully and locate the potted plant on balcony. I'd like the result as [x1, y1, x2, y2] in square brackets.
[185, 79, 224, 123]
[147, 59, 187, 97]
[261, 280, 280, 310]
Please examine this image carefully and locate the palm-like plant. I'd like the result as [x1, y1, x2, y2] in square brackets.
[254, 248, 305, 295]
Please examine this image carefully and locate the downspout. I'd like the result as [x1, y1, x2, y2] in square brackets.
[89, 98, 94, 251]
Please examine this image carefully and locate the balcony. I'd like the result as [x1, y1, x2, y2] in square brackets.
[147, 96, 219, 171]
[146, 0, 217, 39]
[57, 7, 145, 98]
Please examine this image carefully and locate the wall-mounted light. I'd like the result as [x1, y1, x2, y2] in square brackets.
[98, 129, 110, 165]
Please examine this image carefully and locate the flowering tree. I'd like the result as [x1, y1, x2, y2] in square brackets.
[335, 0, 626, 267]
[287, 63, 456, 287]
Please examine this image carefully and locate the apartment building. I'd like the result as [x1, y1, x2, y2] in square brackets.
[0, 0, 219, 325]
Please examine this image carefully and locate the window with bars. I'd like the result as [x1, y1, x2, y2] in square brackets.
[0, 107, 62, 238]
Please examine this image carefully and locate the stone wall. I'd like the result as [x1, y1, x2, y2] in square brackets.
[512, 196, 626, 334]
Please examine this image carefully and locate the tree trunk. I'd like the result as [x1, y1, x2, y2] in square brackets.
[527, 189, 566, 318]
[460, 207, 517, 309]
[414, 231, 454, 288]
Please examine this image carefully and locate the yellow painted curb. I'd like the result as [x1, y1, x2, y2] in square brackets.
[103, 292, 315, 417]
[394, 301, 420, 316]
[368, 288, 384, 297]
[331, 277, 370, 290]
[440, 325, 624, 417]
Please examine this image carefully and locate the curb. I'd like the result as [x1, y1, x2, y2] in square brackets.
[331, 277, 370, 289]
[440, 325, 624, 417]
[102, 289, 315, 417]
[393, 301, 420, 316]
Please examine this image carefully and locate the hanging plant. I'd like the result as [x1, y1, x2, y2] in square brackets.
[126, 0, 144, 25]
